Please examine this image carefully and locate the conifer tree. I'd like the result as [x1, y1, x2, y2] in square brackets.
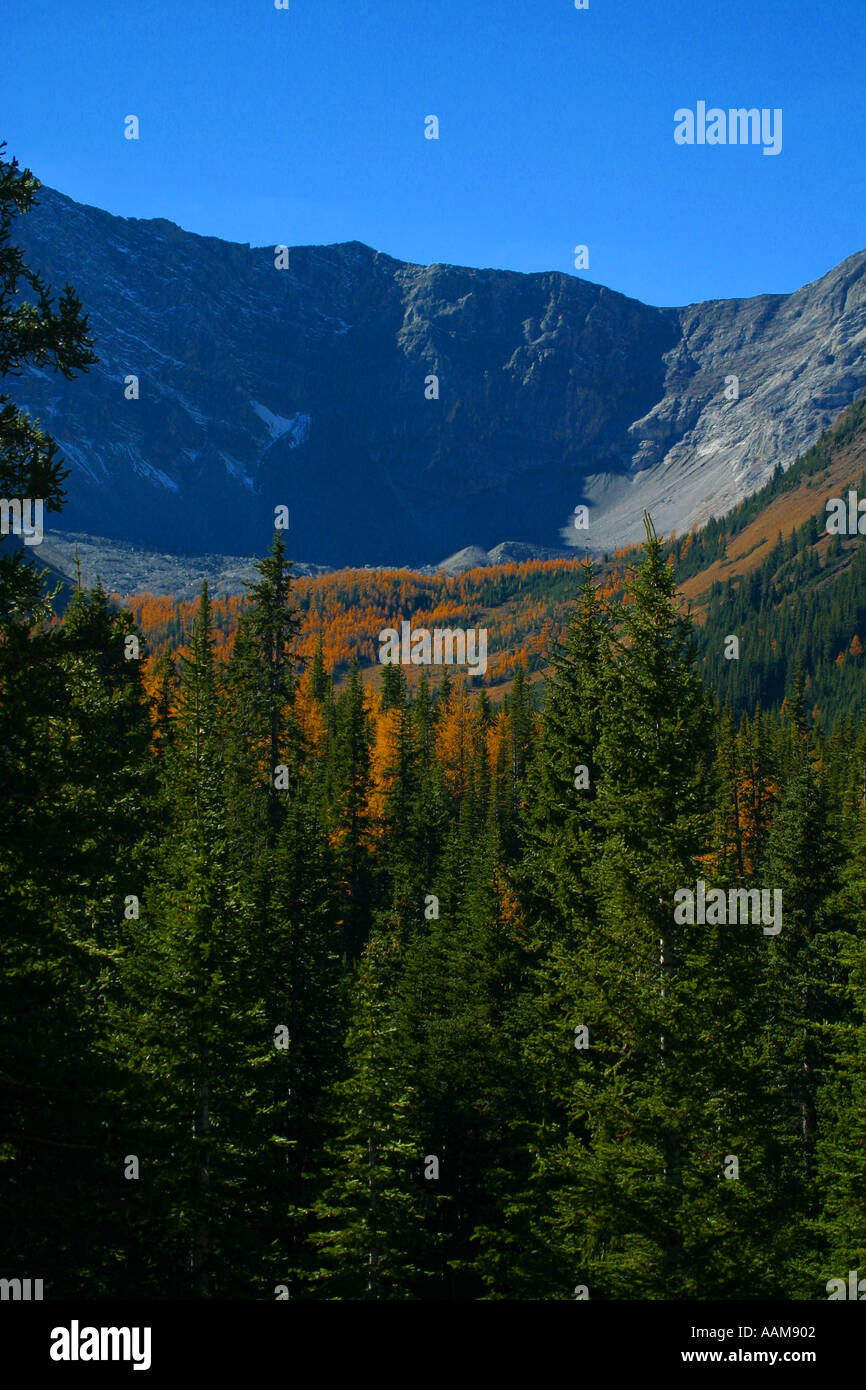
[517, 560, 608, 931]
[737, 706, 776, 876]
[514, 521, 739, 1298]
[764, 756, 844, 1293]
[312, 926, 427, 1298]
[379, 658, 405, 713]
[0, 146, 96, 616]
[309, 632, 334, 723]
[713, 702, 745, 879]
[412, 667, 450, 883]
[378, 695, 424, 895]
[221, 536, 342, 1292]
[267, 782, 345, 1296]
[327, 655, 374, 959]
[225, 531, 302, 846]
[494, 561, 613, 1295]
[114, 584, 270, 1297]
[0, 586, 153, 1293]
[399, 824, 521, 1299]
[815, 909, 866, 1290]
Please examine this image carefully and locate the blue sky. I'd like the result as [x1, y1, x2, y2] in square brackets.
[4, 0, 864, 306]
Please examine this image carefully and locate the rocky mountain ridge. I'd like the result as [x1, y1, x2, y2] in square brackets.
[10, 184, 866, 565]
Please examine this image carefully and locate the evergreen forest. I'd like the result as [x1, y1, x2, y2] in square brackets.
[3, 149, 866, 1302]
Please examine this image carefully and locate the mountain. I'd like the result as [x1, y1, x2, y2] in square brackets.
[34, 530, 330, 602]
[115, 397, 866, 721]
[10, 184, 866, 566]
[682, 393, 866, 722]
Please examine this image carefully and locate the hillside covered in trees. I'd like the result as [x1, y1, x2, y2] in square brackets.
[6, 521, 866, 1298]
[117, 393, 866, 727]
[4, 148, 866, 1303]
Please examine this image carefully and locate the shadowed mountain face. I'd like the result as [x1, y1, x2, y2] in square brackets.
[10, 185, 866, 565]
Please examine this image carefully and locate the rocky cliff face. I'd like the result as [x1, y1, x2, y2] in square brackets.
[10, 185, 866, 564]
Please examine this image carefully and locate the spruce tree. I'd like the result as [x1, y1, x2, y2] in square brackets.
[517, 520, 732, 1298]
[0, 585, 153, 1294]
[312, 926, 427, 1299]
[114, 584, 270, 1297]
[815, 922, 866, 1291]
[327, 655, 374, 959]
[221, 535, 343, 1294]
[0, 146, 96, 616]
[764, 756, 844, 1293]
[400, 823, 522, 1299]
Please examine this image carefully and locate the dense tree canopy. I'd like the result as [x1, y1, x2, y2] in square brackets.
[3, 151, 865, 1301]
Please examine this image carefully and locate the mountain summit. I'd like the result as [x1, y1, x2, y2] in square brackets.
[11, 185, 866, 564]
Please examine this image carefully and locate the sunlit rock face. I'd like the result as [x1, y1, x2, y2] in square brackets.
[12, 185, 866, 564]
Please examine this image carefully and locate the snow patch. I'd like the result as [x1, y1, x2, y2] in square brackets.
[128, 452, 181, 493]
[170, 391, 212, 427]
[221, 452, 255, 491]
[250, 400, 311, 447]
[52, 439, 108, 486]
